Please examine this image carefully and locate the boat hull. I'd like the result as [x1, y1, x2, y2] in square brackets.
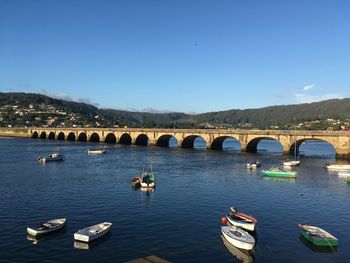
[261, 171, 296, 178]
[283, 160, 300, 166]
[226, 214, 255, 232]
[325, 164, 350, 171]
[74, 222, 112, 243]
[27, 218, 66, 236]
[301, 230, 338, 247]
[221, 227, 255, 251]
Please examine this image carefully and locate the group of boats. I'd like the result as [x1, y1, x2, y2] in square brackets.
[27, 218, 112, 244]
[131, 165, 156, 189]
[37, 149, 107, 163]
[221, 206, 339, 253]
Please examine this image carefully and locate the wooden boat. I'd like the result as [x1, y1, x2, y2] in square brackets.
[230, 207, 257, 225]
[261, 167, 296, 178]
[37, 152, 65, 163]
[298, 224, 338, 247]
[246, 161, 261, 169]
[74, 222, 112, 243]
[131, 177, 141, 187]
[324, 163, 350, 171]
[27, 218, 66, 236]
[86, 149, 107, 154]
[221, 225, 255, 251]
[338, 172, 350, 178]
[226, 212, 256, 232]
[140, 166, 155, 188]
[283, 160, 300, 166]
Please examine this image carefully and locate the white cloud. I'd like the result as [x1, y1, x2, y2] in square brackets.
[303, 84, 314, 91]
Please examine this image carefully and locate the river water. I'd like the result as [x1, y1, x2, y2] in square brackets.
[0, 137, 349, 263]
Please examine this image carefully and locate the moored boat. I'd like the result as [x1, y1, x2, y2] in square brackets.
[261, 167, 296, 178]
[74, 222, 112, 243]
[230, 206, 257, 224]
[37, 152, 65, 163]
[140, 166, 155, 188]
[283, 160, 300, 166]
[324, 163, 350, 171]
[27, 218, 66, 236]
[298, 224, 338, 247]
[221, 225, 255, 251]
[86, 149, 107, 154]
[246, 161, 261, 169]
[131, 177, 141, 187]
[226, 212, 256, 232]
[221, 235, 254, 263]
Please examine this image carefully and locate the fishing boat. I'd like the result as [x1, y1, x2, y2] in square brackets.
[261, 167, 296, 178]
[324, 163, 350, 171]
[86, 149, 107, 154]
[226, 212, 256, 232]
[27, 218, 66, 236]
[140, 166, 155, 188]
[246, 161, 261, 169]
[131, 177, 141, 187]
[221, 225, 255, 251]
[298, 224, 338, 247]
[230, 206, 257, 225]
[338, 172, 350, 178]
[74, 222, 112, 243]
[37, 152, 65, 163]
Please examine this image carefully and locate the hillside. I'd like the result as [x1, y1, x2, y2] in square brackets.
[0, 92, 349, 130]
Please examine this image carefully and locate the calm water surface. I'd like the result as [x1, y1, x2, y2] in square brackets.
[0, 138, 349, 263]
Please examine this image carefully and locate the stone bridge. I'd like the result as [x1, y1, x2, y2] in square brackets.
[0, 127, 349, 158]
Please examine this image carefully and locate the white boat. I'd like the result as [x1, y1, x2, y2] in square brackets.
[37, 152, 65, 163]
[140, 166, 155, 188]
[246, 161, 261, 169]
[221, 235, 254, 263]
[226, 212, 256, 232]
[283, 160, 300, 166]
[27, 218, 66, 236]
[221, 225, 255, 251]
[324, 163, 350, 171]
[74, 222, 112, 243]
[338, 172, 350, 178]
[86, 149, 107, 154]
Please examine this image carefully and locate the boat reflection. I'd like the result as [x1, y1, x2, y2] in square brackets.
[27, 229, 66, 245]
[299, 236, 337, 253]
[74, 231, 111, 250]
[221, 235, 255, 263]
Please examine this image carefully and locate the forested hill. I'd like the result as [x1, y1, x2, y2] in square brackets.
[0, 92, 349, 130]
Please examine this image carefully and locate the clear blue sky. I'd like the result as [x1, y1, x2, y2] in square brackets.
[1, 0, 349, 113]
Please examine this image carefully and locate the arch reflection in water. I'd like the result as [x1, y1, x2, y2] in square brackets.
[221, 235, 254, 263]
[74, 231, 111, 250]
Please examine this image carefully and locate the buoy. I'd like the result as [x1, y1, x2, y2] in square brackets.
[299, 192, 303, 196]
[221, 216, 227, 224]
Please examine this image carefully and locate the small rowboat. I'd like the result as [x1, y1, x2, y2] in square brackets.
[261, 167, 296, 178]
[246, 161, 261, 169]
[324, 163, 350, 171]
[221, 225, 255, 251]
[37, 153, 65, 163]
[226, 212, 256, 232]
[230, 207, 257, 224]
[86, 149, 107, 154]
[27, 218, 66, 236]
[283, 160, 300, 166]
[140, 166, 155, 188]
[298, 224, 338, 247]
[131, 177, 141, 187]
[74, 222, 112, 243]
[338, 172, 350, 178]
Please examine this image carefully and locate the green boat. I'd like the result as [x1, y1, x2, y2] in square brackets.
[347, 177, 350, 184]
[298, 224, 338, 247]
[261, 167, 296, 178]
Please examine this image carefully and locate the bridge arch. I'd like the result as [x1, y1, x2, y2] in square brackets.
[67, 132, 76, 141]
[39, 131, 47, 139]
[119, 133, 132, 144]
[182, 135, 207, 149]
[57, 132, 65, 140]
[32, 131, 38, 139]
[78, 132, 87, 142]
[246, 137, 283, 154]
[90, 133, 100, 143]
[105, 133, 117, 144]
[157, 134, 178, 147]
[210, 136, 241, 151]
[135, 134, 149, 146]
[48, 131, 55, 140]
[296, 138, 336, 157]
